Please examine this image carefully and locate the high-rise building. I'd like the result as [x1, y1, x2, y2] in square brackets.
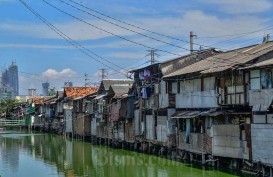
[28, 88, 37, 98]
[1, 62, 19, 98]
[8, 62, 19, 97]
[42, 82, 49, 96]
[64, 82, 73, 87]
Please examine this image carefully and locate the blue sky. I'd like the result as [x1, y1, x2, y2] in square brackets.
[1, 0, 273, 95]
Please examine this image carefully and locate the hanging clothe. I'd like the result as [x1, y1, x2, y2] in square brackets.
[139, 71, 144, 80]
[141, 87, 152, 99]
[143, 69, 151, 81]
[146, 87, 152, 98]
[141, 87, 147, 99]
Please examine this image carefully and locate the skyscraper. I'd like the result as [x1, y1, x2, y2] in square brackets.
[42, 82, 49, 96]
[28, 88, 36, 98]
[8, 62, 19, 97]
[1, 62, 19, 98]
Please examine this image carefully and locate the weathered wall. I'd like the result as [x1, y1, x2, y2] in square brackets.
[159, 81, 169, 108]
[249, 89, 273, 110]
[252, 124, 273, 165]
[146, 115, 155, 141]
[176, 90, 218, 108]
[212, 125, 249, 159]
[73, 113, 91, 136]
[125, 120, 135, 142]
[156, 116, 167, 142]
[178, 132, 206, 153]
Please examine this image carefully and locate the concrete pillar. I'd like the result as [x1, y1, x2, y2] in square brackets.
[270, 167, 272, 177]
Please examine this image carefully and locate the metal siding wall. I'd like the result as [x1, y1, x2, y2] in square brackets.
[134, 110, 141, 135]
[175, 90, 218, 108]
[145, 115, 154, 140]
[157, 116, 167, 142]
[252, 124, 273, 165]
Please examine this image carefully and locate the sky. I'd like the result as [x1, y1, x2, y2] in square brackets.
[1, 0, 273, 95]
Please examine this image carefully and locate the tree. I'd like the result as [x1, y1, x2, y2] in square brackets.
[0, 98, 20, 119]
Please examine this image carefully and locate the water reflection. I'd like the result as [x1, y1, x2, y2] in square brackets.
[0, 131, 250, 177]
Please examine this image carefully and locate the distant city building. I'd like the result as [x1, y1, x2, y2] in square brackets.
[0, 87, 12, 100]
[1, 62, 19, 98]
[42, 82, 49, 96]
[28, 88, 37, 98]
[64, 82, 73, 87]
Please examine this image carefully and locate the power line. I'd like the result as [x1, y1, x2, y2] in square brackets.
[41, 0, 184, 57]
[18, 0, 130, 79]
[56, 0, 272, 58]
[65, 0, 188, 44]
[197, 26, 273, 39]
[57, 0, 189, 51]
[18, 0, 269, 80]
[39, 0, 268, 67]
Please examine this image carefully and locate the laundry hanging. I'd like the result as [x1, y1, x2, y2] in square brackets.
[141, 87, 152, 99]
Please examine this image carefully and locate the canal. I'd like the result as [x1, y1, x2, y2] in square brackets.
[0, 130, 252, 177]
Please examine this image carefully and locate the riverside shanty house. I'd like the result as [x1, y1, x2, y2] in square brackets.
[63, 87, 98, 138]
[241, 58, 273, 169]
[28, 97, 44, 128]
[163, 41, 273, 168]
[93, 79, 133, 145]
[130, 49, 218, 154]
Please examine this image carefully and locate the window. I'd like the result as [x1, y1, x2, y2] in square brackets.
[250, 70, 260, 90]
[203, 77, 215, 91]
[261, 69, 272, 89]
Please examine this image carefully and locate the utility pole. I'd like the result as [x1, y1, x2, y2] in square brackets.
[146, 50, 159, 64]
[99, 69, 106, 81]
[190, 31, 197, 54]
[84, 73, 89, 87]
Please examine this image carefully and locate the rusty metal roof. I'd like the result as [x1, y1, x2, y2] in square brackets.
[30, 97, 44, 104]
[164, 41, 273, 78]
[64, 87, 98, 98]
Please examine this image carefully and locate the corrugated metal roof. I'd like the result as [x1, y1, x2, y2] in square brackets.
[160, 49, 219, 76]
[110, 85, 132, 98]
[101, 79, 134, 91]
[241, 58, 273, 69]
[164, 41, 273, 78]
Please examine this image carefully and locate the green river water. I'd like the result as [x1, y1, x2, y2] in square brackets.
[0, 130, 253, 177]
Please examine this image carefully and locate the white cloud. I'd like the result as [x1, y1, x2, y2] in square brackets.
[206, 0, 272, 14]
[42, 68, 77, 79]
[19, 68, 80, 95]
[179, 11, 268, 37]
